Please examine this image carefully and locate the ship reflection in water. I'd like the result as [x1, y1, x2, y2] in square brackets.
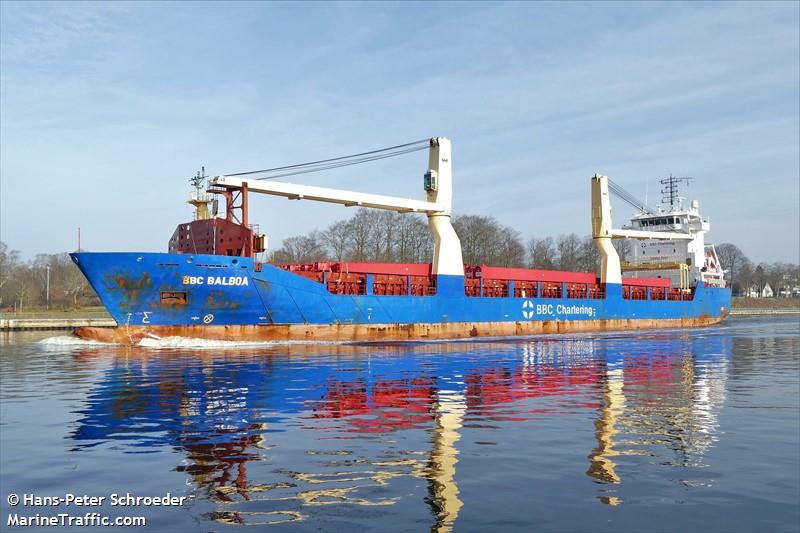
[68, 333, 730, 529]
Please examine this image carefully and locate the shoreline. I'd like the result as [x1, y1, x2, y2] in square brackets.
[0, 318, 117, 331]
[728, 309, 800, 316]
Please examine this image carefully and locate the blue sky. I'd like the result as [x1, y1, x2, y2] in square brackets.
[1, 1, 798, 263]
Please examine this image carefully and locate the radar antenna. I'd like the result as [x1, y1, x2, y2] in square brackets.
[190, 166, 207, 194]
[660, 175, 693, 208]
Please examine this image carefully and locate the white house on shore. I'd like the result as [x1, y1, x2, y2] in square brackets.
[778, 286, 800, 298]
[745, 283, 774, 298]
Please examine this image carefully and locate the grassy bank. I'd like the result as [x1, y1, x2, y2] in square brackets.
[732, 297, 800, 309]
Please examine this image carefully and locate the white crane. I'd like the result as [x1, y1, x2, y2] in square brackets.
[592, 174, 694, 285]
[211, 138, 465, 277]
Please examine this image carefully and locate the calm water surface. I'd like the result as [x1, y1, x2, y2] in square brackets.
[1, 317, 798, 532]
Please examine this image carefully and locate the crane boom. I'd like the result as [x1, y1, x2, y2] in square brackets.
[209, 137, 465, 278]
[211, 176, 445, 214]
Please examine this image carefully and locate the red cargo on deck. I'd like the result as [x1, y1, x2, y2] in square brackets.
[469, 266, 598, 284]
[621, 277, 671, 287]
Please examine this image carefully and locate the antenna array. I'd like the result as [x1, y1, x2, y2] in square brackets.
[660, 175, 693, 207]
[190, 166, 207, 194]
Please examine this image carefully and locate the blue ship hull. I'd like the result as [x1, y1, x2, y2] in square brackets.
[71, 252, 731, 340]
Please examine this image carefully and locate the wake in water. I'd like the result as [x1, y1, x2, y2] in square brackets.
[38, 334, 349, 350]
[36, 333, 374, 350]
[38, 335, 113, 346]
[136, 336, 349, 349]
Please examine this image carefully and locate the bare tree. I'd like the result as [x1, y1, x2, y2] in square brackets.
[498, 228, 526, 267]
[612, 238, 632, 263]
[346, 209, 375, 261]
[323, 220, 351, 261]
[556, 233, 582, 271]
[369, 211, 396, 262]
[578, 235, 600, 273]
[32, 254, 54, 305]
[766, 263, 791, 298]
[273, 231, 327, 264]
[453, 215, 491, 265]
[716, 243, 751, 295]
[62, 256, 91, 307]
[753, 264, 768, 296]
[0, 242, 21, 308]
[392, 214, 431, 263]
[14, 275, 30, 312]
[527, 237, 557, 269]
[737, 260, 755, 296]
[407, 218, 433, 263]
[453, 215, 524, 266]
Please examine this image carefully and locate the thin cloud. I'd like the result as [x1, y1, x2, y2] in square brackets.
[0, 1, 797, 263]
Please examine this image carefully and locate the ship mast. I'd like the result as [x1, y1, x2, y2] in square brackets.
[660, 175, 693, 211]
[188, 166, 214, 221]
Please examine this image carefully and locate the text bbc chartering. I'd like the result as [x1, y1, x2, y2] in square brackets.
[21, 492, 187, 507]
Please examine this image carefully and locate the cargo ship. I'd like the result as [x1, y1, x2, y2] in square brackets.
[71, 137, 730, 344]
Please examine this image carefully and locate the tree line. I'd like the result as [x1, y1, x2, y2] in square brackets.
[715, 243, 799, 297]
[0, 242, 98, 311]
[271, 208, 631, 272]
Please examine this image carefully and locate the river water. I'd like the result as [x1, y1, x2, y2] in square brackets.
[1, 316, 798, 532]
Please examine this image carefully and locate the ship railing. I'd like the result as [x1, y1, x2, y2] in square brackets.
[278, 263, 439, 296]
[465, 279, 606, 299]
[623, 285, 695, 301]
[188, 192, 214, 203]
[462, 277, 692, 302]
[327, 273, 367, 295]
[513, 281, 538, 298]
[277, 262, 697, 301]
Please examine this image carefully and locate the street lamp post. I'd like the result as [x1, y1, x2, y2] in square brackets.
[46, 265, 51, 310]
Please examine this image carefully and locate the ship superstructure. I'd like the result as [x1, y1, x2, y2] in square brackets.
[620, 176, 725, 290]
[70, 137, 731, 344]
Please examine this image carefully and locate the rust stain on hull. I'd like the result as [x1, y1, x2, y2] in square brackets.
[107, 272, 154, 308]
[74, 317, 724, 345]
